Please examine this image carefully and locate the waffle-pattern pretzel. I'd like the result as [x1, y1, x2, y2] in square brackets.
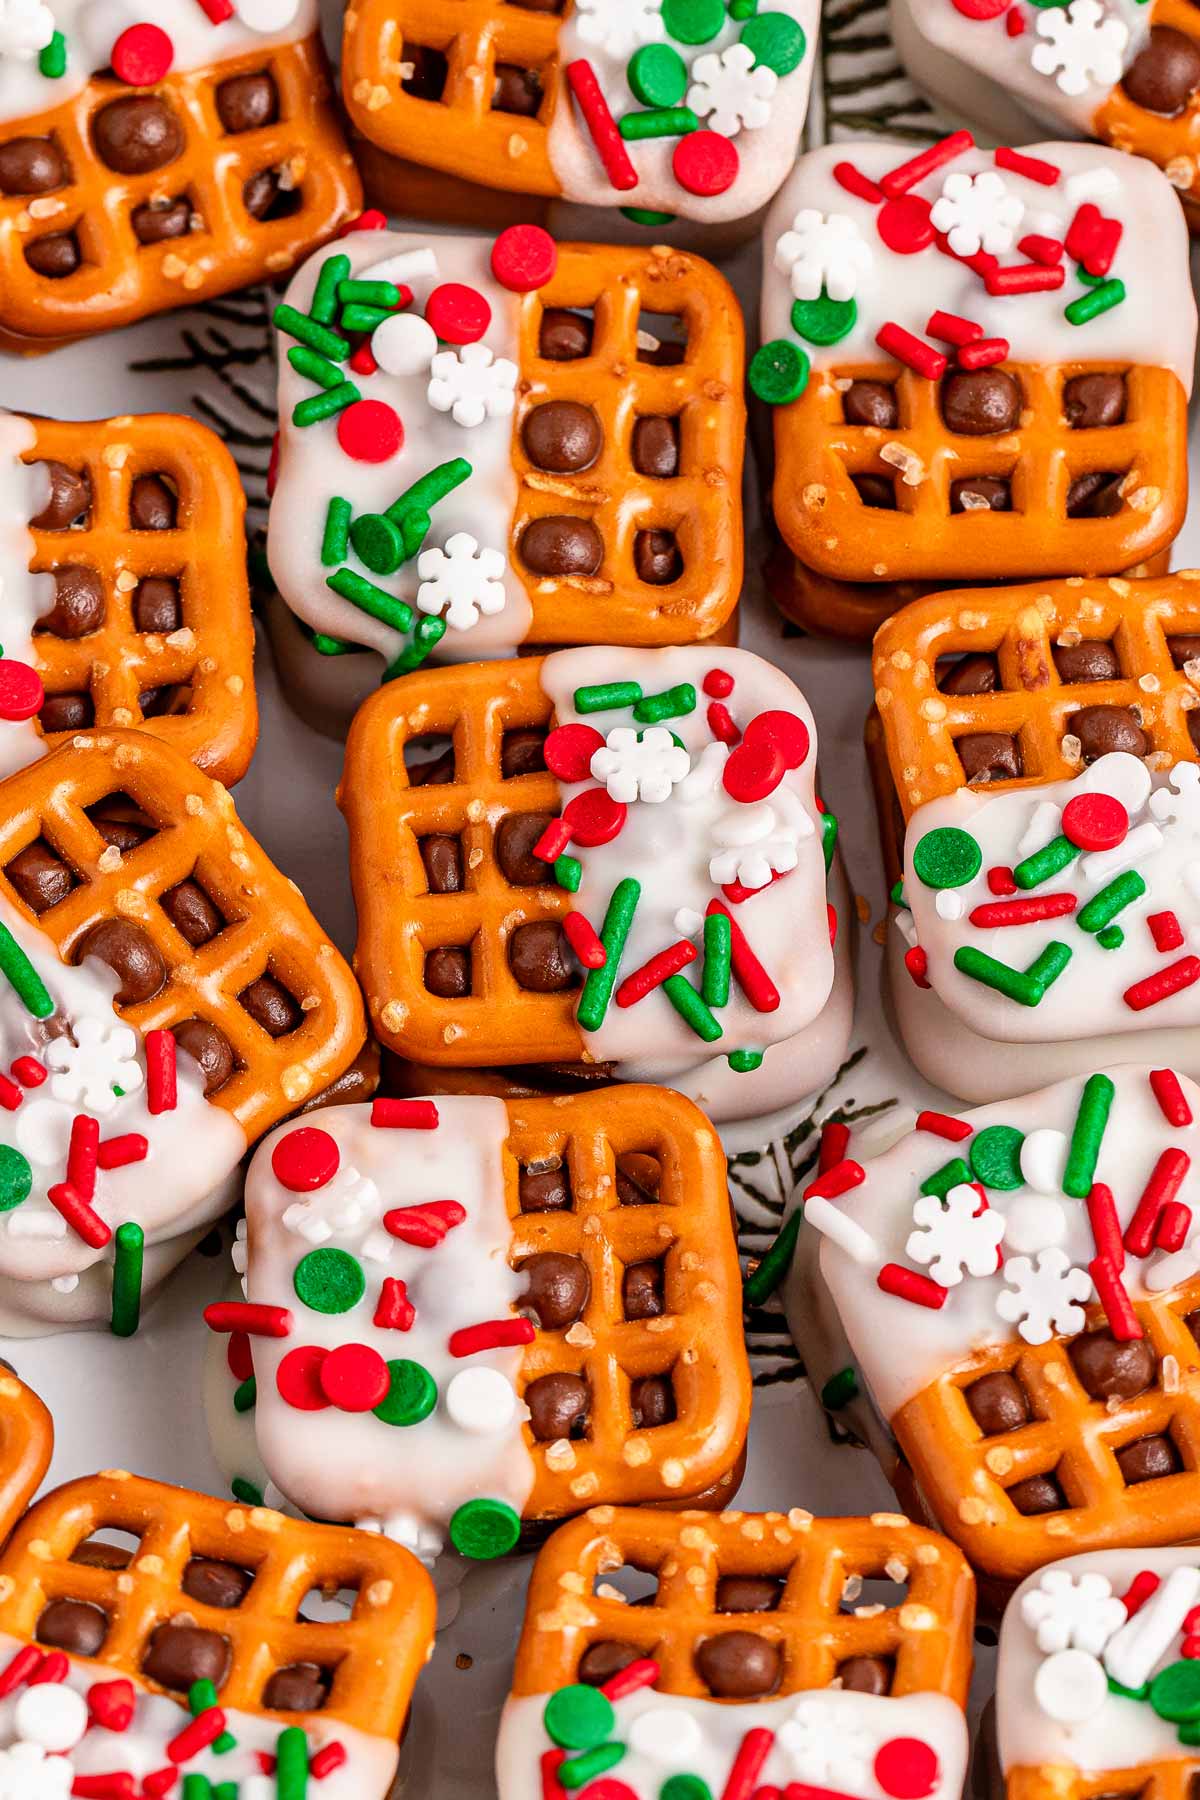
[873, 573, 1200, 819]
[0, 729, 366, 1140]
[22, 413, 256, 784]
[0, 1371, 51, 1542]
[1009, 1769, 1196, 1800]
[0, 35, 360, 348]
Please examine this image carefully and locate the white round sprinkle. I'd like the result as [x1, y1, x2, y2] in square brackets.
[445, 1367, 516, 1434]
[1020, 1128, 1069, 1196]
[629, 1706, 702, 1763]
[372, 312, 439, 378]
[1034, 1648, 1108, 1723]
[1078, 750, 1151, 815]
[673, 908, 705, 941]
[15, 1681, 88, 1752]
[934, 888, 965, 921]
[234, 0, 302, 30]
[1003, 1194, 1067, 1256]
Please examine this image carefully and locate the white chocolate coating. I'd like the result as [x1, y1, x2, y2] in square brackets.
[0, 412, 51, 781]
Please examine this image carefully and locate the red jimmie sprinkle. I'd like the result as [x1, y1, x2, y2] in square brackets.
[985, 262, 1065, 296]
[204, 1301, 294, 1338]
[1120, 1570, 1161, 1615]
[562, 786, 627, 847]
[374, 1277, 415, 1331]
[601, 1658, 660, 1701]
[721, 1728, 775, 1800]
[1089, 1253, 1142, 1341]
[877, 1264, 948, 1309]
[311, 1742, 349, 1779]
[349, 344, 378, 377]
[87, 1677, 135, 1732]
[1149, 911, 1185, 953]
[97, 1133, 148, 1170]
[950, 0, 1009, 15]
[11, 1055, 45, 1086]
[616, 940, 696, 1007]
[707, 701, 741, 745]
[383, 1200, 467, 1246]
[168, 1707, 226, 1763]
[1124, 1147, 1191, 1258]
[1157, 1199, 1192, 1253]
[703, 668, 734, 698]
[1151, 1068, 1193, 1125]
[48, 1182, 109, 1248]
[544, 722, 605, 782]
[673, 128, 739, 197]
[28, 1650, 66, 1686]
[877, 195, 935, 255]
[994, 145, 1060, 184]
[145, 1029, 177, 1115]
[1018, 233, 1063, 266]
[1006, 9, 1025, 33]
[70, 1777, 138, 1799]
[0, 1645, 40, 1697]
[227, 1332, 252, 1382]
[195, 0, 235, 19]
[926, 310, 983, 346]
[987, 866, 1018, 896]
[371, 1097, 439, 1130]
[875, 322, 947, 380]
[491, 224, 558, 293]
[904, 946, 931, 988]
[834, 161, 883, 203]
[565, 60, 639, 192]
[880, 131, 973, 196]
[722, 865, 790, 907]
[562, 911, 607, 971]
[542, 1750, 568, 1800]
[141, 1776, 177, 1799]
[533, 817, 573, 864]
[0, 1074, 20, 1112]
[337, 208, 388, 237]
[969, 893, 1076, 928]
[112, 22, 173, 85]
[706, 899, 780, 1012]
[804, 1158, 866, 1202]
[956, 337, 1009, 370]
[66, 1114, 99, 1202]
[1184, 1636, 1200, 1660]
[819, 1119, 851, 1172]
[449, 1317, 536, 1357]
[320, 1342, 390, 1411]
[1086, 1181, 1124, 1271]
[272, 1126, 340, 1194]
[426, 282, 492, 344]
[0, 658, 43, 722]
[337, 398, 403, 463]
[1125, 956, 1200, 1011]
[916, 1111, 972, 1142]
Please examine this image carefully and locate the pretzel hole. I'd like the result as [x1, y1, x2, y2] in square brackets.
[401, 43, 450, 103]
[953, 729, 1023, 786]
[491, 61, 546, 119]
[518, 1154, 571, 1213]
[622, 1255, 667, 1322]
[524, 1368, 590, 1441]
[851, 473, 897, 511]
[840, 1570, 909, 1617]
[36, 1596, 111, 1657]
[425, 940, 473, 1000]
[693, 1627, 783, 1698]
[264, 1658, 337, 1712]
[538, 307, 594, 362]
[1062, 371, 1127, 430]
[963, 1368, 1033, 1436]
[24, 223, 82, 281]
[507, 0, 567, 13]
[131, 194, 198, 249]
[38, 690, 95, 734]
[714, 1573, 784, 1614]
[243, 164, 303, 224]
[141, 1621, 232, 1694]
[949, 474, 1012, 516]
[139, 679, 195, 721]
[1113, 1428, 1185, 1487]
[181, 1555, 257, 1609]
[70, 1528, 140, 1571]
[419, 832, 464, 895]
[936, 653, 998, 698]
[29, 458, 91, 531]
[86, 792, 161, 852]
[238, 968, 304, 1037]
[509, 920, 580, 993]
[215, 70, 280, 136]
[1051, 637, 1121, 685]
[129, 472, 180, 533]
[591, 1562, 659, 1605]
[629, 1369, 677, 1430]
[133, 573, 183, 634]
[296, 1583, 356, 1624]
[1068, 703, 1147, 764]
[496, 812, 556, 888]
[501, 727, 548, 777]
[616, 1151, 663, 1207]
[634, 527, 684, 587]
[1003, 1464, 1072, 1516]
[0, 131, 69, 199]
[404, 733, 456, 787]
[637, 311, 688, 366]
[842, 380, 898, 430]
[836, 1653, 897, 1695]
[631, 414, 681, 481]
[160, 872, 229, 948]
[1065, 470, 1128, 520]
[4, 834, 79, 913]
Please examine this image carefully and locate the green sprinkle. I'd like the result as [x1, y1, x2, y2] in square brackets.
[741, 10, 807, 70]
[661, 1776, 713, 1800]
[374, 1358, 438, 1426]
[920, 1156, 972, 1201]
[1108, 1675, 1150, 1700]
[110, 1222, 144, 1338]
[386, 457, 472, 520]
[728, 1048, 763, 1072]
[628, 42, 689, 106]
[214, 1785, 239, 1799]
[619, 105, 699, 139]
[275, 1723, 309, 1800]
[312, 632, 354, 656]
[293, 383, 360, 427]
[340, 303, 395, 334]
[544, 1686, 616, 1751]
[1014, 833, 1079, 890]
[633, 682, 696, 724]
[574, 680, 642, 714]
[39, 30, 66, 77]
[1097, 924, 1124, 950]
[820, 1366, 860, 1410]
[1025, 941, 1072, 991]
[1180, 1719, 1200, 1746]
[189, 1680, 219, 1716]
[1151, 1659, 1200, 1722]
[702, 911, 731, 1008]
[913, 825, 982, 890]
[743, 1210, 801, 1306]
[326, 567, 414, 633]
[1065, 278, 1125, 326]
[891, 880, 909, 910]
[749, 338, 809, 406]
[1063, 1072, 1115, 1199]
[233, 1376, 257, 1414]
[1077, 870, 1146, 934]
[730, 0, 757, 13]
[559, 1744, 625, 1789]
[577, 879, 641, 1031]
[321, 496, 352, 566]
[287, 345, 345, 390]
[1074, 264, 1106, 286]
[231, 1477, 263, 1506]
[311, 253, 351, 325]
[338, 278, 401, 307]
[970, 1126, 1025, 1190]
[620, 206, 676, 225]
[450, 1496, 521, 1560]
[273, 303, 349, 363]
[0, 1148, 30, 1212]
[182, 1778, 212, 1800]
[555, 854, 582, 892]
[399, 506, 432, 562]
[662, 973, 723, 1041]
[0, 924, 52, 1017]
[662, 0, 725, 39]
[953, 947, 1044, 1007]
[294, 1247, 365, 1315]
[792, 292, 856, 347]
[821, 810, 839, 871]
[349, 512, 404, 575]
[381, 615, 447, 680]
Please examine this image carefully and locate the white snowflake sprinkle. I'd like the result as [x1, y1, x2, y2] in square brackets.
[1149, 760, 1200, 834]
[416, 533, 508, 632]
[906, 1184, 1006, 1287]
[1021, 1568, 1127, 1657]
[774, 209, 873, 305]
[1031, 0, 1129, 98]
[0, 0, 53, 59]
[573, 0, 663, 59]
[709, 820, 804, 892]
[282, 1168, 380, 1246]
[687, 42, 778, 136]
[45, 1017, 144, 1118]
[930, 170, 1024, 258]
[995, 1248, 1092, 1344]
[0, 1742, 73, 1800]
[778, 1698, 873, 1789]
[427, 342, 518, 430]
[589, 726, 691, 805]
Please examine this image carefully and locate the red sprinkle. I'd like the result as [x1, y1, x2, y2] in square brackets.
[0, 1074, 21, 1112]
[743, 709, 810, 769]
[271, 1127, 340, 1194]
[1120, 1570, 1160, 1615]
[11, 1055, 45, 1087]
[722, 737, 785, 804]
[371, 1098, 440, 1130]
[956, 337, 1009, 370]
[1006, 8, 1025, 32]
[563, 911, 607, 971]
[168, 1708, 226, 1763]
[227, 1332, 253, 1382]
[0, 659, 43, 722]
[449, 1317, 536, 1357]
[374, 1277, 415, 1331]
[88, 1678, 135, 1732]
[542, 1749, 568, 1800]
[1125, 957, 1200, 1011]
[1089, 1253, 1142, 1341]
[722, 866, 790, 907]
[833, 162, 883, 203]
[1125, 1148, 1191, 1258]
[349, 344, 378, 377]
[311, 1743, 349, 1779]
[721, 1729, 775, 1800]
[565, 60, 639, 191]
[545, 723, 605, 782]
[994, 146, 1060, 184]
[950, 0, 1009, 13]
[204, 1301, 293, 1338]
[706, 900, 779, 1013]
[1156, 1199, 1192, 1253]
[320, 1342, 390, 1412]
[904, 946, 931, 988]
[1149, 911, 1184, 953]
[673, 129, 739, 197]
[0, 1645, 41, 1697]
[876, 195, 935, 255]
[337, 399, 403, 463]
[926, 310, 983, 346]
[65, 1113, 99, 1202]
[875, 322, 946, 379]
[426, 282, 492, 344]
[969, 893, 1076, 928]
[97, 1133, 148, 1170]
[276, 1345, 331, 1412]
[703, 668, 734, 698]
[707, 701, 741, 745]
[112, 23, 173, 85]
[878, 1264, 948, 1309]
[1086, 1181, 1123, 1271]
[29, 1650, 66, 1686]
[819, 1119, 851, 1171]
[916, 1111, 972, 1142]
[533, 817, 573, 864]
[337, 208, 387, 236]
[195, 0, 235, 19]
[600, 1658, 660, 1702]
[987, 866, 1017, 896]
[985, 262, 1065, 295]
[875, 1738, 940, 1800]
[383, 1200, 467, 1246]
[491, 224, 557, 292]
[804, 1158, 865, 1202]
[1018, 233, 1063, 266]
[562, 787, 626, 847]
[880, 132, 973, 196]
[145, 1030, 177, 1115]
[48, 1182, 109, 1249]
[1184, 1636, 1200, 1660]
[1062, 791, 1127, 851]
[1151, 1068, 1193, 1126]
[70, 1778, 137, 1799]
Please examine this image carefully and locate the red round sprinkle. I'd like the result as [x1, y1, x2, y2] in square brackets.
[320, 1342, 390, 1412]
[276, 1346, 331, 1412]
[271, 1127, 340, 1194]
[337, 208, 388, 237]
[545, 722, 605, 783]
[702, 668, 734, 698]
[722, 737, 786, 805]
[877, 194, 935, 254]
[337, 399, 403, 464]
[0, 659, 43, 722]
[425, 283, 491, 345]
[951, 0, 1009, 14]
[743, 708, 810, 770]
[1062, 791, 1128, 852]
[562, 787, 627, 847]
[112, 23, 174, 86]
[227, 1331, 253, 1384]
[491, 224, 558, 292]
[875, 1739, 939, 1800]
[673, 129, 739, 197]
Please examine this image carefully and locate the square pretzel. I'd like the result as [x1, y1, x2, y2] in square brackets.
[0, 34, 360, 347]
[20, 412, 257, 786]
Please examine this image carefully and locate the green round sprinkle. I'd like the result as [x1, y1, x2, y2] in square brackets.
[728, 1048, 764, 1073]
[450, 1496, 521, 1560]
[628, 44, 689, 107]
[820, 1366, 860, 1410]
[1151, 1660, 1200, 1722]
[0, 1146, 31, 1211]
[661, 1777, 713, 1800]
[749, 339, 809, 406]
[294, 1248, 365, 1315]
[912, 826, 982, 890]
[791, 292, 856, 347]
[740, 11, 807, 72]
[350, 513, 405, 576]
[970, 1125, 1025, 1191]
[662, 0, 725, 41]
[1097, 924, 1125, 950]
[621, 206, 677, 226]
[543, 1685, 616, 1752]
[374, 1358, 437, 1426]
